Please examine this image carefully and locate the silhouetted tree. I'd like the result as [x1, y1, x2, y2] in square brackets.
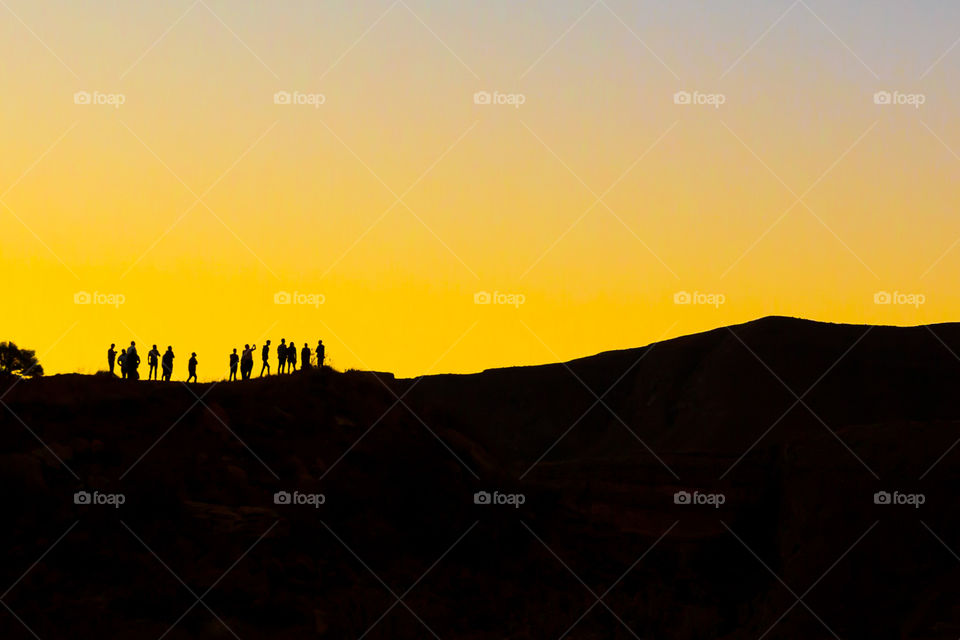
[0, 342, 44, 377]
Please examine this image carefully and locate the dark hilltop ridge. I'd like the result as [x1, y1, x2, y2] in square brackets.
[0, 316, 958, 638]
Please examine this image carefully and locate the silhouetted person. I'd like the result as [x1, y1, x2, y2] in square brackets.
[118, 350, 127, 379]
[126, 341, 140, 381]
[187, 352, 198, 383]
[301, 343, 311, 370]
[278, 339, 287, 374]
[288, 342, 297, 372]
[316, 340, 325, 368]
[161, 347, 174, 382]
[261, 340, 271, 377]
[148, 344, 160, 380]
[240, 344, 254, 380]
[108, 343, 117, 375]
[229, 348, 239, 381]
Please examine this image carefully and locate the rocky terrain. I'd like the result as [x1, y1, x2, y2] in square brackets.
[0, 316, 957, 638]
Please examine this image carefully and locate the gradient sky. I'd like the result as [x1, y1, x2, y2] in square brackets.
[3, 0, 960, 380]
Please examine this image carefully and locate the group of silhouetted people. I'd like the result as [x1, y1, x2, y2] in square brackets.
[108, 342, 194, 382]
[108, 338, 324, 383]
[229, 339, 324, 381]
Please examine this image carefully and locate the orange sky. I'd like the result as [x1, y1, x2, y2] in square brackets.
[3, 0, 960, 380]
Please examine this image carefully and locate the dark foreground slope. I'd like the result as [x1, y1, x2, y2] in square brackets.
[0, 316, 958, 638]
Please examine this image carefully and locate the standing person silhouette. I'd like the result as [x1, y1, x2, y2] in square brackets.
[229, 348, 239, 381]
[277, 339, 287, 374]
[287, 342, 297, 373]
[241, 344, 254, 380]
[127, 342, 140, 381]
[187, 352, 198, 383]
[148, 345, 160, 380]
[261, 340, 271, 377]
[118, 350, 127, 379]
[108, 344, 117, 375]
[161, 346, 174, 382]
[301, 343, 311, 370]
[315, 340, 325, 368]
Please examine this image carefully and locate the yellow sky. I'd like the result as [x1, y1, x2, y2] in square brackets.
[3, 1, 960, 380]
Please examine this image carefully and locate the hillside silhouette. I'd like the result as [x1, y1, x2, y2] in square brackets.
[0, 316, 958, 638]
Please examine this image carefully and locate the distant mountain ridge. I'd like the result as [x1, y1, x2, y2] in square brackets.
[408, 315, 960, 472]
